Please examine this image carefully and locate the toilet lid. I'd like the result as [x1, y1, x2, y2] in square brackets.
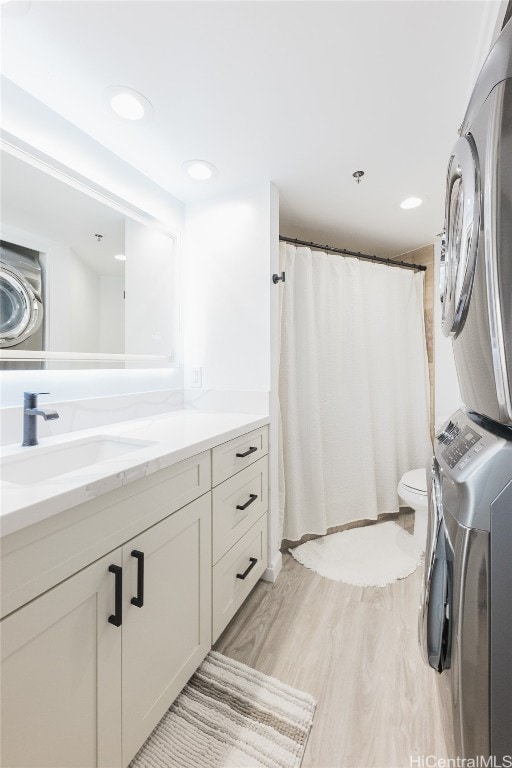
[401, 468, 427, 495]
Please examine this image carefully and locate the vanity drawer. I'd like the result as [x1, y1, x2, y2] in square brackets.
[212, 514, 267, 643]
[211, 426, 268, 487]
[212, 457, 268, 565]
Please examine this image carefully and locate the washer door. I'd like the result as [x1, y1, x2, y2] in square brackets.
[419, 459, 453, 672]
[0, 265, 43, 348]
[440, 135, 481, 338]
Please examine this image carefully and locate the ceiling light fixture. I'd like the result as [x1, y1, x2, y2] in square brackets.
[102, 86, 154, 123]
[400, 197, 423, 209]
[111, 93, 144, 120]
[114, 254, 126, 261]
[182, 160, 218, 181]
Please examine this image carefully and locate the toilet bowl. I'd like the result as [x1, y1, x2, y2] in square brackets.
[398, 468, 428, 552]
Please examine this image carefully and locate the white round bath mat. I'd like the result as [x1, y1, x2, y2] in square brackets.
[290, 521, 422, 587]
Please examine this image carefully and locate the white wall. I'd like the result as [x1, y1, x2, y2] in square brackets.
[434, 238, 462, 427]
[44, 241, 73, 353]
[184, 181, 282, 580]
[124, 219, 177, 359]
[69, 249, 100, 352]
[267, 183, 282, 580]
[100, 275, 125, 353]
[184, 183, 274, 391]
[0, 368, 183, 408]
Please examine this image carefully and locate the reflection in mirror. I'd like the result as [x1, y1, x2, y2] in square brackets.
[0, 149, 176, 368]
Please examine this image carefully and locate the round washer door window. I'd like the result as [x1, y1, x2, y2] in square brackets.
[440, 134, 481, 338]
[0, 269, 34, 347]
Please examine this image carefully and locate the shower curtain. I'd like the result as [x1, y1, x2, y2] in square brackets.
[279, 243, 432, 542]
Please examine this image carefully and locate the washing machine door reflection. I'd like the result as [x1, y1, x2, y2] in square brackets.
[0, 264, 42, 348]
[419, 458, 453, 672]
[440, 134, 481, 339]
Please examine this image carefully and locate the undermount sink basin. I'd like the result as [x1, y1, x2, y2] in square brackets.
[1, 436, 156, 486]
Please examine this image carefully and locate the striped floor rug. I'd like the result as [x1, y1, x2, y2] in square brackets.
[129, 651, 316, 768]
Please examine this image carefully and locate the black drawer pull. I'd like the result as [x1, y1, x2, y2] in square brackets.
[131, 550, 144, 608]
[236, 557, 258, 580]
[236, 446, 258, 458]
[108, 565, 122, 627]
[236, 493, 258, 511]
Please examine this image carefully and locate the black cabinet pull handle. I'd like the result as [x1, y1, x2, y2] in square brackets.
[236, 446, 258, 458]
[236, 493, 258, 511]
[131, 550, 144, 608]
[236, 557, 258, 580]
[108, 565, 122, 627]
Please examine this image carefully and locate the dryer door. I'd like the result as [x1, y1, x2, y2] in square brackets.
[441, 135, 481, 338]
[419, 458, 453, 672]
[0, 265, 42, 348]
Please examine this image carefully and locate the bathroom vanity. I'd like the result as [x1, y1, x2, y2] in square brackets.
[0, 412, 269, 768]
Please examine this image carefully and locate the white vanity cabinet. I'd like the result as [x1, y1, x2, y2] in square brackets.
[0, 422, 269, 768]
[211, 426, 269, 642]
[0, 493, 211, 768]
[1, 548, 123, 768]
[121, 493, 211, 764]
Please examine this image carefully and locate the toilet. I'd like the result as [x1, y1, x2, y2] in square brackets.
[398, 468, 428, 551]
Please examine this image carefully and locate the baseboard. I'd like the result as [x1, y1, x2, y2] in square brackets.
[262, 550, 283, 583]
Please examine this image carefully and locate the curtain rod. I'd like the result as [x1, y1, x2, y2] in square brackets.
[279, 236, 427, 272]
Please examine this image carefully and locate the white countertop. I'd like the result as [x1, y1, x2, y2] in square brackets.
[0, 410, 269, 537]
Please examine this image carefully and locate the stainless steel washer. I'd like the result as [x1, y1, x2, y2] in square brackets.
[0, 240, 44, 352]
[440, 19, 512, 426]
[420, 409, 512, 761]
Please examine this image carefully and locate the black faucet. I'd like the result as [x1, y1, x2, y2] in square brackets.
[22, 392, 60, 447]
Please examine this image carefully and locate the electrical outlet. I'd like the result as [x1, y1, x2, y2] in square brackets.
[190, 367, 202, 388]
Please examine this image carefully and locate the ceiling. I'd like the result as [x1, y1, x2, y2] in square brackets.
[0, 0, 504, 257]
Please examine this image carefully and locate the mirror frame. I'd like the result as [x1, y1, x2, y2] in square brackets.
[0, 131, 180, 367]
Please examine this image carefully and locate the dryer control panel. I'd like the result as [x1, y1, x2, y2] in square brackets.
[438, 420, 482, 468]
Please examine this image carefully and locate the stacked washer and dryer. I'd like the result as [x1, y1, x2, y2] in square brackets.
[0, 240, 45, 368]
[419, 18, 512, 762]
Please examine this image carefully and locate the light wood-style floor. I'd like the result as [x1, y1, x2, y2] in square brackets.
[215, 518, 450, 768]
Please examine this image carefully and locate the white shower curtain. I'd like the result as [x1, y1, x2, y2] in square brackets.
[279, 243, 432, 542]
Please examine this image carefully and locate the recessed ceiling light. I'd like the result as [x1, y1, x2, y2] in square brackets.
[400, 197, 423, 209]
[102, 86, 153, 123]
[111, 93, 144, 120]
[182, 160, 218, 181]
[114, 254, 126, 261]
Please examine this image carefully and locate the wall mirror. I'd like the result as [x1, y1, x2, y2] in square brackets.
[0, 144, 178, 369]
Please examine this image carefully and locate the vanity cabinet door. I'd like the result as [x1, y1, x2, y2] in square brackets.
[0, 551, 123, 768]
[121, 492, 212, 765]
